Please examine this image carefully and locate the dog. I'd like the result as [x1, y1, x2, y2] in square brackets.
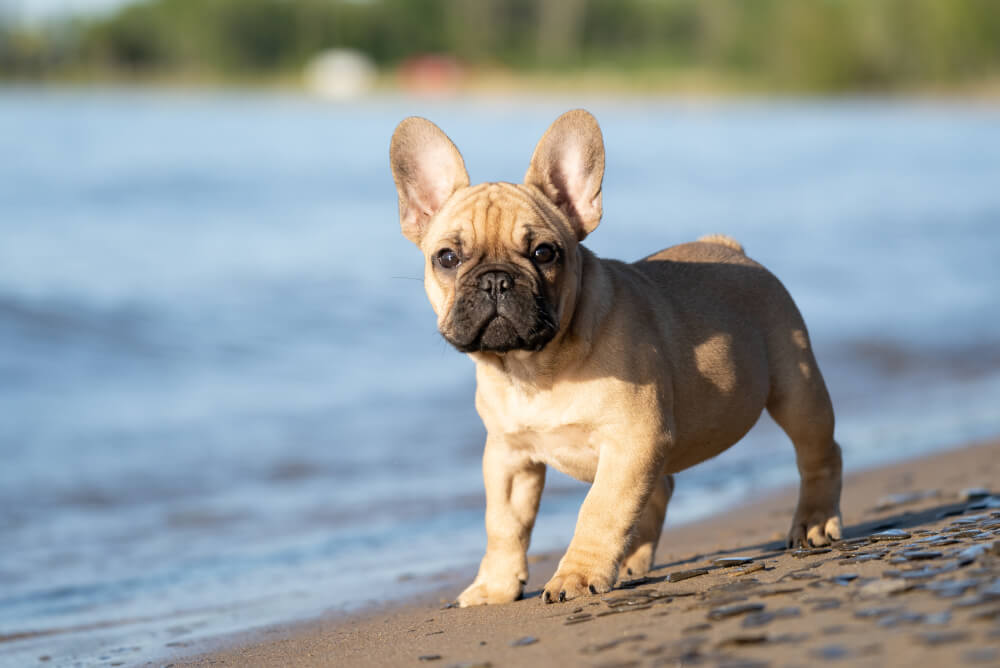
[389, 109, 843, 606]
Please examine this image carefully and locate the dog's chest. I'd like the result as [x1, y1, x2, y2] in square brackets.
[485, 386, 602, 483]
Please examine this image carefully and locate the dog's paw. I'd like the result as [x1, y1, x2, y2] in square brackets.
[620, 543, 654, 581]
[457, 575, 524, 607]
[541, 568, 614, 604]
[787, 507, 842, 548]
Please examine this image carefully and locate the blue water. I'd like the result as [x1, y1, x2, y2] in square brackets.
[1, 88, 999, 667]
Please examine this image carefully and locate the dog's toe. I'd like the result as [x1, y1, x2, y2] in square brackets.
[541, 570, 611, 604]
[788, 508, 842, 549]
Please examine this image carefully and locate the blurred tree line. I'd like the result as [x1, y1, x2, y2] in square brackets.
[2, 0, 1000, 91]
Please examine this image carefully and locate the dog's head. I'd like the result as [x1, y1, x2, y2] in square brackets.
[389, 110, 605, 354]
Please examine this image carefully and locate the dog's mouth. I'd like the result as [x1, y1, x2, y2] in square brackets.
[444, 294, 558, 354]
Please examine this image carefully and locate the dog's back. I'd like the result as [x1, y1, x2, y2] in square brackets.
[595, 237, 833, 474]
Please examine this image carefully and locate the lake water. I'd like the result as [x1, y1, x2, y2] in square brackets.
[1, 88, 999, 667]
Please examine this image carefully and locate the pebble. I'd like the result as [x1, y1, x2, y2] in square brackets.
[831, 573, 859, 586]
[713, 556, 754, 567]
[961, 488, 992, 501]
[730, 562, 765, 577]
[962, 648, 999, 664]
[877, 611, 924, 627]
[898, 550, 943, 561]
[860, 579, 912, 597]
[884, 565, 957, 580]
[970, 606, 1000, 620]
[911, 535, 960, 547]
[510, 636, 537, 647]
[811, 645, 849, 661]
[939, 507, 967, 519]
[682, 623, 712, 634]
[839, 553, 886, 565]
[924, 580, 980, 598]
[742, 607, 800, 628]
[563, 616, 594, 625]
[981, 578, 1000, 597]
[707, 602, 765, 620]
[419, 655, 442, 662]
[791, 548, 832, 558]
[957, 544, 990, 564]
[924, 611, 952, 624]
[805, 597, 841, 611]
[618, 576, 653, 589]
[758, 586, 804, 597]
[580, 633, 647, 654]
[946, 529, 982, 538]
[787, 571, 821, 580]
[709, 580, 762, 596]
[870, 529, 912, 541]
[855, 606, 901, 619]
[603, 595, 651, 608]
[667, 568, 709, 582]
[717, 633, 768, 647]
[875, 490, 939, 510]
[715, 661, 771, 668]
[915, 630, 968, 646]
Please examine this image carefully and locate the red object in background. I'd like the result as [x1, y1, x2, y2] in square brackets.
[397, 54, 464, 94]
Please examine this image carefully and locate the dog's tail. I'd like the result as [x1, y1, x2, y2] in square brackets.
[697, 234, 745, 255]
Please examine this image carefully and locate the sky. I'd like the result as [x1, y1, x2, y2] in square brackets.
[2, 0, 135, 22]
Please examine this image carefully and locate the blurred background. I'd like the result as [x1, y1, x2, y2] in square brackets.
[2, 1, 1000, 666]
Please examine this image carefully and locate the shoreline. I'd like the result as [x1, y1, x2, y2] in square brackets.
[4, 76, 1000, 105]
[170, 437, 1000, 667]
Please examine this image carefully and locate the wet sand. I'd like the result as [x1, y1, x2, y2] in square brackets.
[172, 438, 1000, 667]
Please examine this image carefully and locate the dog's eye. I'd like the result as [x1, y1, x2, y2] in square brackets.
[436, 248, 461, 269]
[532, 244, 557, 265]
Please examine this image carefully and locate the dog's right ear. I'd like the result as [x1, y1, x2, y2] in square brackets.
[390, 117, 470, 246]
[525, 109, 605, 241]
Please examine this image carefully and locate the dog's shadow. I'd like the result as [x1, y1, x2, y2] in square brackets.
[522, 497, 975, 599]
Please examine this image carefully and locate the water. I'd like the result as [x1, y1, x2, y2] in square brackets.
[1, 88, 999, 666]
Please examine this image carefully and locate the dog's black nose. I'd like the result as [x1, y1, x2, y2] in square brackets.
[477, 270, 513, 298]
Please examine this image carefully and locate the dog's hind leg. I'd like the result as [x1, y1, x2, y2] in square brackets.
[766, 327, 843, 548]
[620, 474, 673, 579]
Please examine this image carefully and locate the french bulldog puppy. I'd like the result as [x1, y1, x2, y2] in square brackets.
[389, 110, 842, 606]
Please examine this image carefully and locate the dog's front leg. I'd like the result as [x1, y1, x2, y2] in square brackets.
[458, 435, 546, 607]
[542, 437, 664, 603]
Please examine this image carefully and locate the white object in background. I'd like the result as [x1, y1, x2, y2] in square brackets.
[303, 49, 376, 100]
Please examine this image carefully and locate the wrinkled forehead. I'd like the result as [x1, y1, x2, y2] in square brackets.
[423, 182, 571, 253]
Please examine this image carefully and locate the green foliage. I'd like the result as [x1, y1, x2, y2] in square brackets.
[2, 0, 1000, 91]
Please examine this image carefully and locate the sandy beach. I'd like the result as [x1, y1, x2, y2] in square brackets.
[166, 438, 1000, 667]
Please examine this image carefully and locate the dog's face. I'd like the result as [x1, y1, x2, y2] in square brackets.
[390, 110, 606, 355]
[419, 182, 573, 353]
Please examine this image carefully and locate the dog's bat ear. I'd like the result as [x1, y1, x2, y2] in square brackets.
[390, 117, 470, 245]
[525, 109, 605, 241]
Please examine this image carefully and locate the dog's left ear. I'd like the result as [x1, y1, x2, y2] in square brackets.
[390, 117, 470, 246]
[525, 109, 605, 241]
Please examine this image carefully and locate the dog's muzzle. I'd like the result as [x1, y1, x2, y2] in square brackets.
[444, 266, 557, 353]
